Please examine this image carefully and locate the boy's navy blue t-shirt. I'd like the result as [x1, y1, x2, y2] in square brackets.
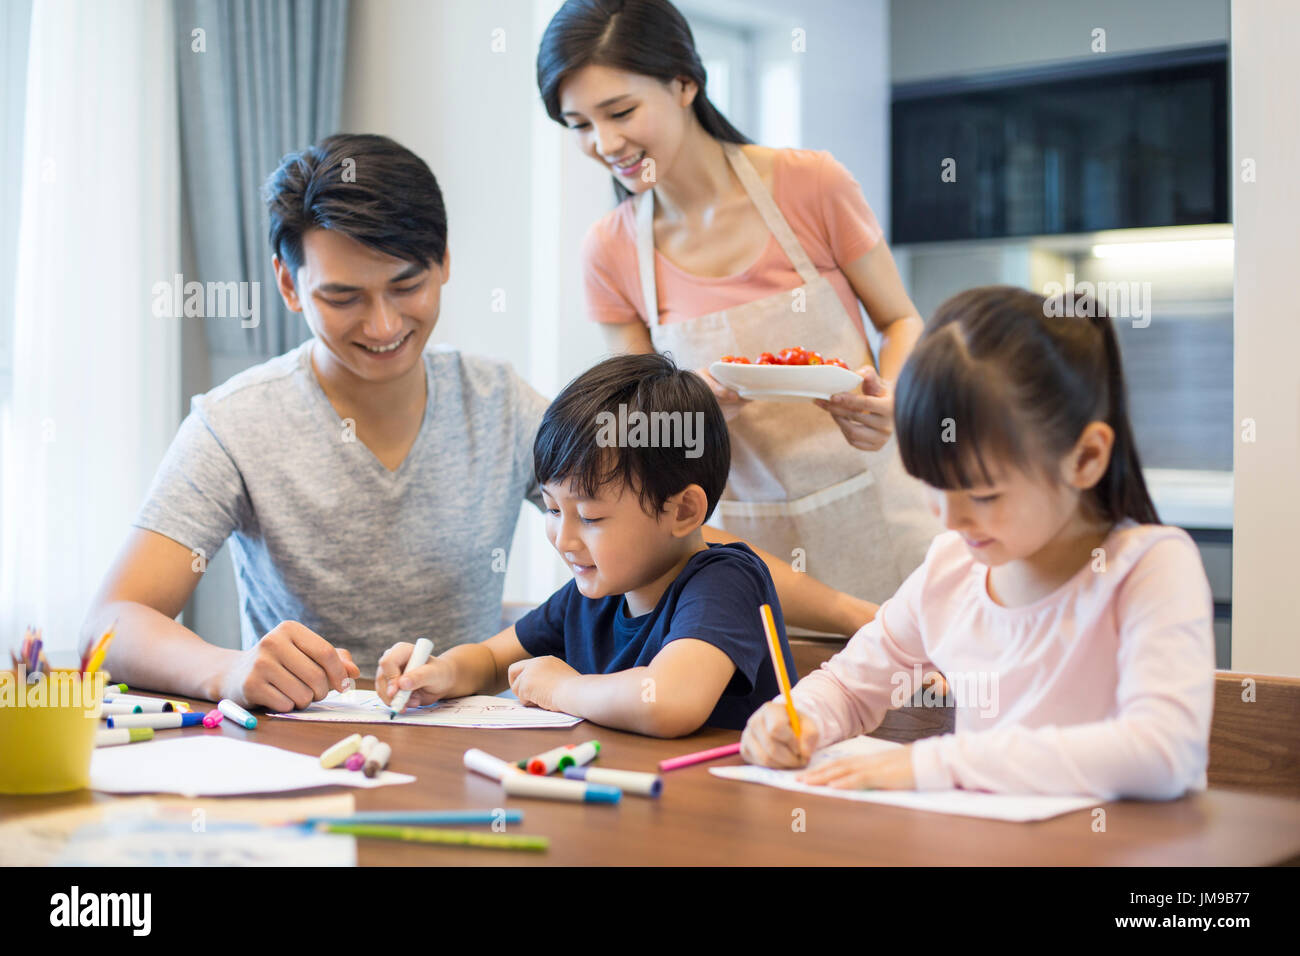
[514, 542, 798, 731]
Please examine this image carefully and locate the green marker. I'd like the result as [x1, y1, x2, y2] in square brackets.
[317, 823, 548, 852]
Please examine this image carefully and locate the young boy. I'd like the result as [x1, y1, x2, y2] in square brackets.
[376, 353, 798, 737]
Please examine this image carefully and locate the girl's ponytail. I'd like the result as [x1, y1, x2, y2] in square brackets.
[1089, 313, 1160, 525]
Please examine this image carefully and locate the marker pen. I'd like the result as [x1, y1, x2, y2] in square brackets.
[502, 773, 620, 804]
[217, 698, 257, 729]
[556, 739, 601, 771]
[388, 637, 434, 715]
[564, 765, 662, 797]
[105, 711, 203, 730]
[95, 727, 155, 747]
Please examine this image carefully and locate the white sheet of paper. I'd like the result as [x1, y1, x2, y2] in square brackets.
[268, 689, 583, 729]
[710, 735, 1096, 822]
[57, 820, 356, 867]
[90, 735, 415, 796]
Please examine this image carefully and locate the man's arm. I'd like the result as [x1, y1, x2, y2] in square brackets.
[701, 526, 876, 635]
[83, 529, 356, 708]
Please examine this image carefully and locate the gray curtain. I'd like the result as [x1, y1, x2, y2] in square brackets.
[174, 0, 349, 359]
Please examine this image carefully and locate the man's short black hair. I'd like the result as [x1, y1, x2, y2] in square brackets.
[535, 353, 730, 521]
[263, 133, 447, 276]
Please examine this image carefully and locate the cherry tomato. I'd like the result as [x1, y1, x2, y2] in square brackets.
[720, 355, 751, 364]
[826, 357, 849, 369]
[757, 352, 778, 365]
[806, 351, 824, 365]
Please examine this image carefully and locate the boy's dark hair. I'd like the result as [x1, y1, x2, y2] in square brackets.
[535, 353, 730, 521]
[263, 133, 447, 276]
[895, 285, 1159, 525]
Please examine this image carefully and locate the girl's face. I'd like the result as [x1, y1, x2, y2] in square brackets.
[921, 424, 1115, 566]
[557, 64, 698, 194]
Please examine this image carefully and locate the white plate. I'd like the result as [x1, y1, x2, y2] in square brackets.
[709, 361, 863, 402]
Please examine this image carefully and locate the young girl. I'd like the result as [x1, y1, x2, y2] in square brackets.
[741, 286, 1216, 800]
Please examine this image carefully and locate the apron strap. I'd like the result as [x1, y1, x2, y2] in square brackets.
[635, 190, 660, 327]
[634, 143, 825, 326]
[723, 143, 821, 286]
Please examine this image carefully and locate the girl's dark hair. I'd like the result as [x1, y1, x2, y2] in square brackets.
[537, 0, 750, 202]
[534, 352, 730, 521]
[895, 285, 1159, 526]
[263, 133, 447, 275]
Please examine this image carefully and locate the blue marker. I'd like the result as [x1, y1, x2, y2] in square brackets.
[218, 698, 257, 729]
[106, 711, 203, 730]
[301, 809, 525, 827]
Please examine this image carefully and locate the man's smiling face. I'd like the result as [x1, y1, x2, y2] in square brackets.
[274, 227, 450, 385]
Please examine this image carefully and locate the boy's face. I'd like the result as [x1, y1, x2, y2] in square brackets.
[273, 227, 448, 385]
[541, 477, 689, 604]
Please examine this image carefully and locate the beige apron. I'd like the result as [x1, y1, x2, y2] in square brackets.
[636, 143, 941, 603]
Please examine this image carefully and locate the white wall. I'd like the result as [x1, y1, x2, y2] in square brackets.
[891, 0, 1228, 83]
[1230, 0, 1300, 676]
[343, 0, 609, 604]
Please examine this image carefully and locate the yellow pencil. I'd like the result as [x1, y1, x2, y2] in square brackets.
[759, 603, 800, 738]
[84, 625, 117, 676]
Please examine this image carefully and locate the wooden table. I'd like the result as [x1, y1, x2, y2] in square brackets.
[6, 684, 1300, 866]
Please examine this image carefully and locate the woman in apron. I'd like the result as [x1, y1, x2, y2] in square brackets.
[537, 0, 942, 603]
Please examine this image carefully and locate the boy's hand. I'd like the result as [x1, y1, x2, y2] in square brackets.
[741, 700, 821, 768]
[376, 641, 457, 708]
[220, 620, 360, 711]
[508, 656, 580, 712]
[796, 745, 916, 790]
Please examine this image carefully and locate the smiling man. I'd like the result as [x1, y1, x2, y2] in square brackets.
[82, 134, 548, 710]
[83, 133, 875, 712]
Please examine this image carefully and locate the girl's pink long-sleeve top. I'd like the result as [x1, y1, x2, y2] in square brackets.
[790, 520, 1216, 799]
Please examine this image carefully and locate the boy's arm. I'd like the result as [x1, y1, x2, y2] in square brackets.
[700, 526, 877, 635]
[546, 638, 736, 738]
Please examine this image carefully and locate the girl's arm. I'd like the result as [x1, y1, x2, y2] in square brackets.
[910, 538, 1215, 799]
[789, 553, 933, 745]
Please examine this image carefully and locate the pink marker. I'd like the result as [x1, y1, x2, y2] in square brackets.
[344, 752, 365, 772]
[202, 709, 224, 729]
[658, 742, 742, 772]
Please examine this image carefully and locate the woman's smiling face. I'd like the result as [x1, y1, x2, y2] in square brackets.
[558, 64, 697, 194]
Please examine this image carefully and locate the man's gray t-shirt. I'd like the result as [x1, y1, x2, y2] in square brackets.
[135, 341, 547, 672]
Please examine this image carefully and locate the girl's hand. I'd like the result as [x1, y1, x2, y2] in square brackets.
[796, 745, 916, 790]
[741, 700, 821, 768]
[375, 641, 457, 708]
[814, 365, 894, 451]
[508, 656, 580, 712]
[695, 366, 751, 422]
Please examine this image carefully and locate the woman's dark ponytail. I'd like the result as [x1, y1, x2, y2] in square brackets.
[537, 0, 750, 203]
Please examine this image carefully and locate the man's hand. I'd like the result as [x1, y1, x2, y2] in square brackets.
[219, 620, 359, 711]
[508, 655, 580, 712]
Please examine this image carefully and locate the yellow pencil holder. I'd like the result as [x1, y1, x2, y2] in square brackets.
[0, 668, 103, 794]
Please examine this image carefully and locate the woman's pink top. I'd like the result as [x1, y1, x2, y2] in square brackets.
[581, 148, 883, 336]
[790, 520, 1216, 800]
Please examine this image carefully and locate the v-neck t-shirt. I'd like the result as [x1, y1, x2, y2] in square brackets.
[581, 147, 884, 337]
[134, 341, 548, 671]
